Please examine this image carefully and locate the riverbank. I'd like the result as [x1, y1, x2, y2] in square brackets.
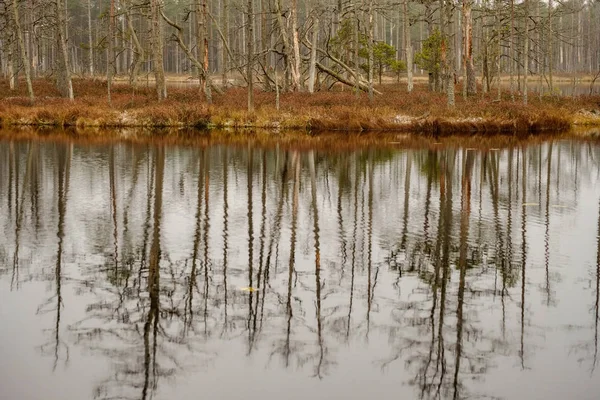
[2, 78, 600, 136]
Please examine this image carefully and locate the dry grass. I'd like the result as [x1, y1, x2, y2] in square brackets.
[0, 78, 598, 136]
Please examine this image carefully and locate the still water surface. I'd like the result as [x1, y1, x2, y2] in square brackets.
[1, 134, 600, 400]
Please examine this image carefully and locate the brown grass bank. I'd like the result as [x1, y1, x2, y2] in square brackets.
[1, 78, 599, 136]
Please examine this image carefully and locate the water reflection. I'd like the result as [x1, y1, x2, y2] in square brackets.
[1, 137, 600, 399]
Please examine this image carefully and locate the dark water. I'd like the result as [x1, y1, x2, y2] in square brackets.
[1, 134, 600, 400]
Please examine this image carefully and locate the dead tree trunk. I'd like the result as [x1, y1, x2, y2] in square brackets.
[107, 0, 115, 104]
[443, 0, 455, 107]
[161, 10, 214, 102]
[290, 0, 302, 90]
[367, 0, 374, 103]
[221, 0, 229, 87]
[55, 0, 74, 100]
[125, 3, 144, 87]
[275, 0, 291, 91]
[404, 0, 413, 93]
[151, 0, 167, 100]
[12, 0, 34, 100]
[247, 0, 254, 111]
[523, 0, 529, 105]
[462, 0, 475, 97]
[307, 10, 319, 93]
[196, 0, 209, 93]
[87, 0, 94, 76]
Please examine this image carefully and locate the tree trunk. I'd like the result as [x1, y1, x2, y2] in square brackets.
[27, 0, 38, 78]
[275, 0, 292, 91]
[524, 0, 529, 105]
[443, 0, 455, 107]
[259, 0, 271, 91]
[108, 0, 115, 104]
[55, 0, 74, 100]
[291, 0, 302, 90]
[367, 0, 374, 103]
[307, 11, 319, 93]
[126, 4, 144, 87]
[222, 0, 229, 87]
[424, 1, 436, 91]
[510, 0, 515, 101]
[13, 0, 34, 101]
[496, 0, 501, 101]
[316, 62, 382, 94]
[3, 10, 16, 90]
[87, 0, 94, 76]
[354, 4, 360, 97]
[151, 0, 167, 100]
[196, 0, 208, 92]
[247, 0, 254, 111]
[462, 0, 475, 97]
[161, 10, 215, 102]
[403, 0, 413, 93]
[547, 0, 554, 95]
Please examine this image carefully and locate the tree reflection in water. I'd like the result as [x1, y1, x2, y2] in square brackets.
[1, 137, 600, 399]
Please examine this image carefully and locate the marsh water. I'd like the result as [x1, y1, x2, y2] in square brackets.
[1, 132, 600, 400]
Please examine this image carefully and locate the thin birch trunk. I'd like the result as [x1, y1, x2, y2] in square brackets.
[404, 0, 413, 93]
[354, 4, 360, 97]
[462, 0, 475, 97]
[444, 0, 455, 107]
[524, 0, 529, 105]
[87, 0, 94, 76]
[367, 0, 374, 103]
[291, 0, 302, 90]
[548, 0, 554, 95]
[108, 0, 115, 104]
[307, 11, 319, 93]
[510, 0, 515, 101]
[196, 0, 207, 91]
[247, 0, 254, 111]
[222, 0, 229, 87]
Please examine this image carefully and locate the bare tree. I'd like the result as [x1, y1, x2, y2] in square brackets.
[247, 0, 254, 111]
[523, 0, 529, 105]
[403, 0, 413, 93]
[462, 0, 475, 97]
[150, 0, 167, 100]
[12, 0, 33, 100]
[55, 0, 73, 100]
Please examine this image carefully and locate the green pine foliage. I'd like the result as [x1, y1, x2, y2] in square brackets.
[331, 18, 405, 84]
[415, 29, 442, 76]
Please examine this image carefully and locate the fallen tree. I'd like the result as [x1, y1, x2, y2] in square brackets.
[316, 62, 382, 94]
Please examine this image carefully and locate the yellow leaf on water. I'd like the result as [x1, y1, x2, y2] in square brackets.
[239, 287, 261, 292]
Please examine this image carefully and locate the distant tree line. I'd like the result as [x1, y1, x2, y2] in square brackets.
[0, 0, 597, 107]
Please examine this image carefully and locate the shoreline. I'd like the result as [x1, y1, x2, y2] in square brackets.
[2, 79, 600, 137]
[2, 124, 598, 151]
